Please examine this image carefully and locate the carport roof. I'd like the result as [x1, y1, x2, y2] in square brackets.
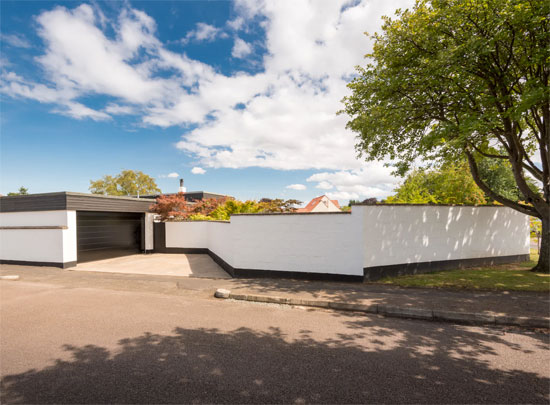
[0, 192, 153, 213]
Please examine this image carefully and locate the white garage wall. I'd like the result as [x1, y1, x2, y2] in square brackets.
[356, 205, 530, 268]
[0, 210, 77, 264]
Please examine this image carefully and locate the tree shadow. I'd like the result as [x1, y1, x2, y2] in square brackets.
[2, 319, 549, 404]
[226, 277, 550, 318]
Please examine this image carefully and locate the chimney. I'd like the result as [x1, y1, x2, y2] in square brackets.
[178, 178, 186, 193]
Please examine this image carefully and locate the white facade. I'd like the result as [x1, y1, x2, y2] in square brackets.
[164, 205, 530, 276]
[0, 210, 77, 264]
[1, 210, 155, 266]
[310, 196, 340, 213]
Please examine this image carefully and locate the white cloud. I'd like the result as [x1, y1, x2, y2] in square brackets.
[1, 33, 31, 48]
[159, 172, 180, 178]
[315, 181, 333, 190]
[0, 0, 413, 202]
[286, 184, 306, 190]
[182, 22, 226, 44]
[307, 163, 399, 200]
[191, 167, 206, 174]
[227, 16, 245, 31]
[231, 37, 252, 58]
[104, 103, 136, 115]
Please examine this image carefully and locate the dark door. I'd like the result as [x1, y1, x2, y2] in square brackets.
[77, 211, 143, 262]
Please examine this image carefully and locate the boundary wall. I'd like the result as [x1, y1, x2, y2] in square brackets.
[156, 205, 530, 281]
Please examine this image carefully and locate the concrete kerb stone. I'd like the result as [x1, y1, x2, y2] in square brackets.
[214, 290, 549, 329]
[379, 305, 433, 320]
[0, 275, 20, 281]
[433, 310, 496, 325]
[214, 289, 230, 299]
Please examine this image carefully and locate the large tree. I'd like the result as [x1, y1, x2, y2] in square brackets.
[341, 0, 549, 271]
[90, 170, 161, 197]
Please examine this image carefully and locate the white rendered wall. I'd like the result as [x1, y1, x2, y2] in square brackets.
[145, 213, 155, 251]
[163, 206, 529, 276]
[230, 214, 362, 275]
[0, 210, 77, 264]
[164, 214, 361, 276]
[357, 205, 530, 268]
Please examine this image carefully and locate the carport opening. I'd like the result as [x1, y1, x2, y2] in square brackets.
[77, 211, 144, 263]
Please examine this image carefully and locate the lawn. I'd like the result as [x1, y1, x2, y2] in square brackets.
[375, 249, 549, 292]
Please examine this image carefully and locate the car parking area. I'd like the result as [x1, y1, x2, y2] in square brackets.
[73, 253, 230, 279]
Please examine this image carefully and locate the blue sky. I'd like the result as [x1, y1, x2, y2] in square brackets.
[0, 0, 413, 203]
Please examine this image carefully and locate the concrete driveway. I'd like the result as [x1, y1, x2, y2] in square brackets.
[73, 253, 230, 279]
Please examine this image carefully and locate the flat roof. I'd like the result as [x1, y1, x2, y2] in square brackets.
[0, 192, 154, 213]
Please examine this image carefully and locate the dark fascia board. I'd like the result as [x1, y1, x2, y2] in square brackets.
[0, 192, 153, 213]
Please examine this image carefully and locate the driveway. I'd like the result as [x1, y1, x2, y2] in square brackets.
[73, 253, 230, 279]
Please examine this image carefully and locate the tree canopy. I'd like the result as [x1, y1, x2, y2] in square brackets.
[385, 162, 487, 204]
[7, 186, 29, 196]
[341, 0, 549, 271]
[90, 170, 161, 196]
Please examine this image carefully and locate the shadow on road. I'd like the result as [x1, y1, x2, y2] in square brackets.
[2, 316, 548, 404]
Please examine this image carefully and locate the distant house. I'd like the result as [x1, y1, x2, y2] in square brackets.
[138, 180, 231, 202]
[297, 195, 341, 213]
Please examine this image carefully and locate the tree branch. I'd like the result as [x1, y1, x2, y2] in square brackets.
[466, 151, 538, 217]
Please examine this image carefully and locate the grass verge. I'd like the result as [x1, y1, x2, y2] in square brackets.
[375, 248, 549, 292]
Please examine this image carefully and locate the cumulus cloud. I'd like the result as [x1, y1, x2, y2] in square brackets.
[104, 103, 136, 115]
[315, 181, 333, 190]
[286, 184, 306, 190]
[182, 22, 226, 43]
[231, 37, 252, 58]
[1, 33, 31, 48]
[307, 164, 399, 200]
[0, 0, 415, 195]
[191, 167, 206, 175]
[159, 172, 180, 178]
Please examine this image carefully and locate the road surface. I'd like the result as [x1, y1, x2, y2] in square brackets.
[1, 279, 549, 404]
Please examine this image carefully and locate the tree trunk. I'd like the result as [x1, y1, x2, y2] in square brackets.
[532, 216, 549, 273]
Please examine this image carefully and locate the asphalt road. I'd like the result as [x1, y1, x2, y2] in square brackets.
[1, 280, 549, 404]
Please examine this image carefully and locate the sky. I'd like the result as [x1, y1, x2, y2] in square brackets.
[0, 0, 414, 204]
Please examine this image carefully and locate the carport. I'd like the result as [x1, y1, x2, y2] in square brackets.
[0, 192, 154, 268]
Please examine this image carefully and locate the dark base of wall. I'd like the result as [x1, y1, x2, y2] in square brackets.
[154, 247, 209, 255]
[363, 254, 531, 281]
[0, 260, 77, 269]
[232, 267, 364, 282]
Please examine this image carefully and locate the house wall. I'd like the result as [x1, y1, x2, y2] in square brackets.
[161, 205, 529, 280]
[356, 205, 530, 268]
[310, 196, 340, 212]
[0, 210, 77, 266]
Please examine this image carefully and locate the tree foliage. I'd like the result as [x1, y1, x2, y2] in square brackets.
[385, 162, 487, 204]
[341, 0, 549, 271]
[7, 186, 29, 196]
[150, 196, 302, 221]
[90, 170, 161, 196]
